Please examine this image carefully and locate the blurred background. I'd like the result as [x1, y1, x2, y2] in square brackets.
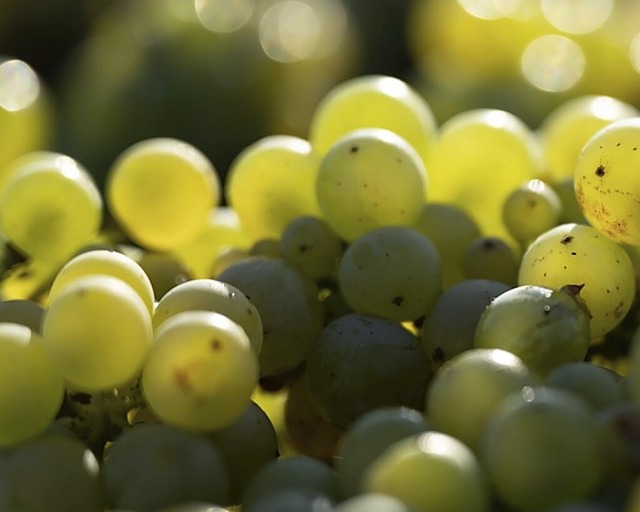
[1, 0, 640, 189]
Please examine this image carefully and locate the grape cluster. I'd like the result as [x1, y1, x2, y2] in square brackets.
[2, 66, 640, 512]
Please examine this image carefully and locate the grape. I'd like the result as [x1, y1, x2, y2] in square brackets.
[0, 298, 45, 333]
[241, 455, 339, 510]
[552, 177, 589, 225]
[211, 246, 249, 278]
[171, 206, 252, 279]
[427, 348, 538, 453]
[103, 423, 230, 511]
[474, 284, 591, 376]
[305, 313, 431, 428]
[502, 178, 562, 245]
[315, 128, 428, 242]
[364, 431, 490, 512]
[425, 108, 542, 242]
[546, 361, 625, 411]
[0, 323, 64, 446]
[518, 222, 636, 338]
[218, 256, 324, 377]
[132, 249, 192, 300]
[574, 117, 640, 246]
[538, 95, 639, 182]
[106, 137, 220, 251]
[421, 279, 511, 371]
[42, 274, 153, 391]
[335, 406, 430, 498]
[333, 493, 412, 512]
[48, 248, 156, 315]
[279, 215, 343, 281]
[0, 153, 102, 262]
[412, 202, 481, 289]
[0, 58, 52, 172]
[244, 489, 333, 512]
[0, 435, 104, 512]
[0, 150, 59, 197]
[206, 400, 279, 504]
[308, 74, 437, 165]
[152, 278, 263, 355]
[462, 236, 519, 286]
[248, 238, 282, 258]
[225, 135, 322, 241]
[142, 310, 258, 431]
[337, 226, 442, 322]
[481, 386, 608, 512]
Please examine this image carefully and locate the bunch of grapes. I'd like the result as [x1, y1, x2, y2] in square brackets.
[3, 10, 640, 512]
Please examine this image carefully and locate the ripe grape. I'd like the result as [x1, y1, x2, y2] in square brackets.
[518, 222, 635, 338]
[338, 226, 441, 322]
[42, 274, 153, 391]
[305, 313, 430, 428]
[574, 117, 640, 246]
[142, 310, 258, 431]
[364, 431, 490, 512]
[427, 348, 538, 452]
[308, 74, 437, 165]
[106, 137, 220, 250]
[474, 284, 591, 376]
[225, 135, 321, 241]
[315, 128, 427, 242]
[333, 493, 412, 512]
[0, 323, 64, 446]
[481, 386, 607, 512]
[152, 278, 263, 355]
[0, 153, 102, 262]
[462, 236, 519, 286]
[48, 248, 156, 315]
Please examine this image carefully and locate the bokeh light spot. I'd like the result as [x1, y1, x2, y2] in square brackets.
[0, 59, 40, 112]
[195, 0, 255, 33]
[521, 34, 585, 92]
[457, 0, 524, 20]
[541, 0, 613, 35]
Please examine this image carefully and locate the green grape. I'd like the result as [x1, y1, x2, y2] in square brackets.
[552, 177, 589, 225]
[0, 58, 53, 172]
[206, 400, 279, 504]
[284, 373, 344, 466]
[0, 298, 45, 333]
[305, 313, 431, 428]
[335, 406, 430, 498]
[0, 150, 60, 197]
[421, 279, 511, 371]
[315, 128, 428, 242]
[152, 278, 263, 355]
[48, 248, 156, 315]
[537, 95, 639, 182]
[518, 222, 636, 339]
[462, 236, 519, 286]
[279, 215, 343, 281]
[364, 431, 490, 512]
[142, 310, 258, 431]
[427, 348, 538, 453]
[338, 226, 441, 322]
[241, 455, 339, 510]
[132, 249, 192, 300]
[308, 74, 437, 166]
[0, 435, 104, 512]
[333, 493, 412, 512]
[103, 423, 230, 511]
[546, 361, 625, 411]
[502, 179, 562, 245]
[211, 246, 249, 278]
[412, 202, 481, 289]
[171, 206, 251, 279]
[249, 238, 282, 258]
[244, 489, 334, 512]
[0, 153, 102, 262]
[0, 322, 64, 446]
[481, 386, 607, 512]
[474, 284, 591, 376]
[42, 274, 153, 391]
[574, 117, 640, 246]
[225, 135, 322, 242]
[218, 256, 324, 377]
[106, 137, 220, 251]
[425, 108, 542, 242]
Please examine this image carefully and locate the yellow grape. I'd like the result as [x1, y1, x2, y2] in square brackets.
[106, 137, 220, 251]
[574, 117, 640, 246]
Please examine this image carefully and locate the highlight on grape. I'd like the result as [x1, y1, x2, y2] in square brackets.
[2, 1, 640, 511]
